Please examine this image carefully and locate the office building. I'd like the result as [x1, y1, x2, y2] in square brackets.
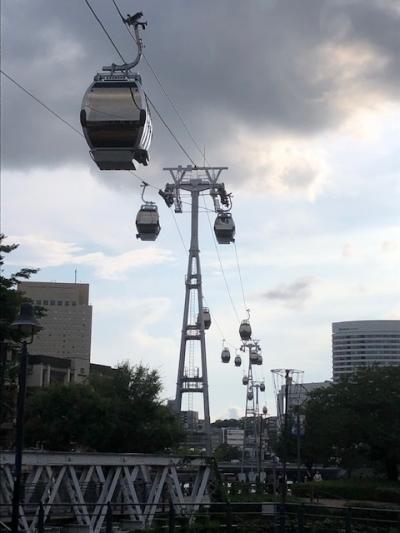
[276, 381, 331, 421]
[221, 427, 244, 449]
[332, 320, 400, 381]
[18, 281, 92, 386]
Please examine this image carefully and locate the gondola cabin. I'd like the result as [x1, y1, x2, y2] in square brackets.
[250, 349, 258, 365]
[260, 382, 265, 392]
[136, 204, 160, 241]
[214, 212, 235, 244]
[247, 391, 253, 401]
[221, 348, 231, 363]
[242, 375, 249, 385]
[80, 73, 152, 170]
[197, 308, 211, 330]
[239, 319, 252, 341]
[234, 355, 242, 367]
[257, 354, 263, 365]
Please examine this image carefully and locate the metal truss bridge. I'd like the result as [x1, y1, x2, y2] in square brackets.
[0, 451, 211, 532]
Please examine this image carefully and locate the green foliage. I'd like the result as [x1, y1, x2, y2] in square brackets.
[212, 418, 244, 429]
[292, 479, 400, 504]
[0, 233, 42, 343]
[25, 362, 184, 453]
[214, 443, 241, 462]
[0, 234, 43, 443]
[303, 367, 400, 480]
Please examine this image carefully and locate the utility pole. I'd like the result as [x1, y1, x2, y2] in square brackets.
[161, 166, 229, 454]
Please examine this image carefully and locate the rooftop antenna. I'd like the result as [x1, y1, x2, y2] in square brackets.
[74, 268, 78, 284]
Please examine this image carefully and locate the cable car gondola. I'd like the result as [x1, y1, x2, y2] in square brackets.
[234, 355, 242, 367]
[214, 212, 235, 244]
[247, 390, 253, 401]
[239, 319, 252, 341]
[260, 382, 265, 392]
[257, 354, 263, 365]
[250, 349, 258, 365]
[221, 347, 231, 363]
[80, 13, 152, 170]
[136, 204, 160, 241]
[197, 308, 211, 330]
[242, 375, 249, 385]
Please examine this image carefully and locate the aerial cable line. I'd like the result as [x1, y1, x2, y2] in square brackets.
[234, 241, 248, 312]
[0, 70, 84, 138]
[111, 0, 211, 166]
[202, 196, 241, 324]
[83, 0, 126, 63]
[145, 96, 197, 166]
[83, 0, 198, 166]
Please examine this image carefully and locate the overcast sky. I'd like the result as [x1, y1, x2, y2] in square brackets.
[1, 0, 400, 419]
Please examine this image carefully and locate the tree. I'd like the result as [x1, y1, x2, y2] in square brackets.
[25, 362, 184, 453]
[303, 367, 400, 481]
[0, 234, 42, 446]
[214, 443, 241, 462]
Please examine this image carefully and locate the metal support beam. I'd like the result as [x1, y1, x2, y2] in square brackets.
[0, 452, 211, 532]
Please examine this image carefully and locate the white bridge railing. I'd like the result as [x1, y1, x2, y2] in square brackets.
[0, 451, 211, 532]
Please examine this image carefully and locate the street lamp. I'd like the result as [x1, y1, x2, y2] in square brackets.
[10, 303, 41, 533]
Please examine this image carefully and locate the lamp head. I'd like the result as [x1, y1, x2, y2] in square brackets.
[11, 302, 42, 339]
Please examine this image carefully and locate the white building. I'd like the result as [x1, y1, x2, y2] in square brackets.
[276, 381, 331, 421]
[18, 281, 92, 386]
[332, 320, 400, 381]
[221, 427, 244, 449]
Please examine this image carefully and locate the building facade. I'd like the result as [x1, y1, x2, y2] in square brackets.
[332, 320, 400, 381]
[276, 381, 331, 422]
[18, 282, 92, 386]
[221, 427, 244, 448]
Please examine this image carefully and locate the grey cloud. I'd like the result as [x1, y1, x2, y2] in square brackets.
[2, 0, 400, 177]
[262, 277, 316, 308]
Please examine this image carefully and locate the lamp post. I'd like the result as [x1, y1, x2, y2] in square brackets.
[10, 303, 41, 533]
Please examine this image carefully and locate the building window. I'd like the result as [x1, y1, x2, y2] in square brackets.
[65, 301, 69, 306]
[58, 301, 62, 306]
[50, 300, 55, 305]
[43, 300, 48, 305]
[36, 299, 42, 305]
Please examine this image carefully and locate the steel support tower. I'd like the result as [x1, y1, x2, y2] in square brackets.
[240, 340, 263, 473]
[162, 165, 229, 454]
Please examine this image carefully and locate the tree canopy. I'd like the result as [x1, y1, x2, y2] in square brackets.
[0, 234, 42, 445]
[25, 362, 184, 453]
[303, 366, 400, 481]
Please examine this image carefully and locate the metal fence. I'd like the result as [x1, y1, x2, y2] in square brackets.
[1, 500, 400, 532]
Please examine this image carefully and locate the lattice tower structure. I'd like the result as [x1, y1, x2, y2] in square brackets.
[162, 166, 229, 454]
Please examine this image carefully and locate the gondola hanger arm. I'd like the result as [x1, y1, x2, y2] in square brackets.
[102, 12, 146, 73]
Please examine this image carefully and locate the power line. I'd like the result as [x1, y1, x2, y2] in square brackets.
[202, 196, 241, 324]
[111, 0, 211, 165]
[0, 70, 84, 138]
[146, 96, 197, 166]
[84, 0, 126, 63]
[234, 241, 248, 312]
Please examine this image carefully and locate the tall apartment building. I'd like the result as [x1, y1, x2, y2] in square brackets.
[332, 320, 400, 381]
[18, 281, 92, 387]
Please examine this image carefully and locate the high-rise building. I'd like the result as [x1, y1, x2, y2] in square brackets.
[332, 320, 400, 381]
[18, 281, 92, 386]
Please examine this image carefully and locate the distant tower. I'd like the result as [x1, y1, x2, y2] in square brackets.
[240, 339, 263, 472]
[161, 165, 232, 454]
